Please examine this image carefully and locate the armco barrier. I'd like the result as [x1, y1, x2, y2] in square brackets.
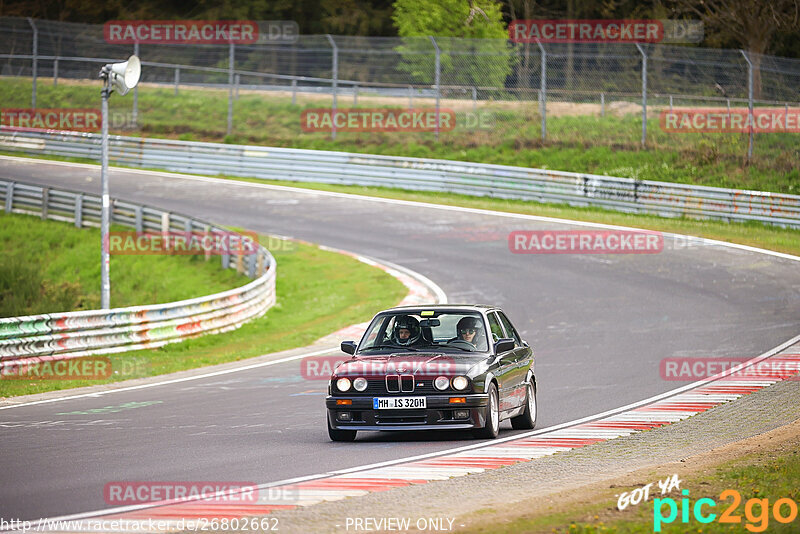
[0, 178, 276, 367]
[1, 128, 799, 228]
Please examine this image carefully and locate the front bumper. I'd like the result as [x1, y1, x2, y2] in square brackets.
[326, 393, 489, 431]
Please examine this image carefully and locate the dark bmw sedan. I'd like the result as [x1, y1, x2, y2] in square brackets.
[325, 305, 536, 441]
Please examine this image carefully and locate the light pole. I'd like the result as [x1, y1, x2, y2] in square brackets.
[98, 55, 140, 309]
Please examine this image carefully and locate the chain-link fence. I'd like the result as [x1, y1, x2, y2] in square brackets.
[1, 16, 799, 154]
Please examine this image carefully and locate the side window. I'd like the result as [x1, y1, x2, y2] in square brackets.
[487, 313, 505, 343]
[497, 312, 522, 345]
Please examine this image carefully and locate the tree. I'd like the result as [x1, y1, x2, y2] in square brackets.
[392, 0, 516, 90]
[669, 0, 800, 98]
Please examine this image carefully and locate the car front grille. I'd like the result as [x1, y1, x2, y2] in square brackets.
[353, 377, 436, 395]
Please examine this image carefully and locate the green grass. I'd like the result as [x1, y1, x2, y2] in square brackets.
[458, 441, 800, 533]
[2, 78, 798, 194]
[0, 211, 244, 316]
[0, 224, 407, 398]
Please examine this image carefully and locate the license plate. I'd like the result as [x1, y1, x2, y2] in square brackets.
[373, 397, 426, 410]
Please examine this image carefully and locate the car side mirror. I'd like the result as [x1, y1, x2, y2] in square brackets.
[341, 341, 357, 355]
[494, 338, 515, 354]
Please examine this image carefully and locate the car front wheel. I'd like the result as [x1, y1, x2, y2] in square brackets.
[511, 380, 537, 430]
[328, 418, 357, 442]
[473, 383, 500, 439]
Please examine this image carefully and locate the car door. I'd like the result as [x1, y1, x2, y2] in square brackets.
[487, 311, 517, 412]
[496, 311, 530, 408]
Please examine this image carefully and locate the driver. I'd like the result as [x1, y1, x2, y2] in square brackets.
[451, 316, 484, 348]
[392, 315, 421, 346]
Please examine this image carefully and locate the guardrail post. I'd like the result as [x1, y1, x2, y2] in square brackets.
[204, 224, 211, 261]
[636, 43, 647, 148]
[132, 42, 139, 128]
[161, 212, 170, 232]
[256, 252, 264, 275]
[228, 41, 235, 136]
[53, 57, 58, 87]
[134, 205, 143, 232]
[41, 187, 49, 220]
[221, 252, 230, 270]
[353, 85, 358, 106]
[74, 193, 83, 228]
[326, 35, 338, 140]
[430, 36, 441, 141]
[536, 42, 546, 140]
[248, 253, 256, 278]
[27, 18, 38, 108]
[291, 79, 297, 105]
[740, 50, 754, 161]
[5, 182, 14, 213]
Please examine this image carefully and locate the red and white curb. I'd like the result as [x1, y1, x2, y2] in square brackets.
[26, 339, 800, 532]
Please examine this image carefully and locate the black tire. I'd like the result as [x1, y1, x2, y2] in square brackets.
[328, 418, 357, 442]
[511, 380, 537, 430]
[473, 383, 500, 439]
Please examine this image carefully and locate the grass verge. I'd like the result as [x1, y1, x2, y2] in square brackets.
[456, 421, 800, 533]
[0, 219, 407, 398]
[1, 78, 798, 194]
[0, 211, 243, 316]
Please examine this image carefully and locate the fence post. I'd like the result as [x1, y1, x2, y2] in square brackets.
[669, 95, 673, 111]
[408, 85, 413, 109]
[291, 79, 297, 105]
[174, 67, 179, 96]
[353, 85, 358, 106]
[326, 35, 338, 140]
[740, 50, 754, 161]
[430, 36, 441, 141]
[600, 92, 605, 117]
[536, 42, 546, 140]
[636, 43, 647, 147]
[228, 41, 235, 136]
[27, 18, 38, 108]
[53, 57, 58, 86]
[472, 86, 477, 111]
[133, 42, 139, 127]
[235, 74, 240, 99]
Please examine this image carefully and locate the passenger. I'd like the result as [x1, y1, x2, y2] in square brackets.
[451, 316, 485, 349]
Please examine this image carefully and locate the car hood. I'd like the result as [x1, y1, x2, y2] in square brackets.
[335, 353, 485, 377]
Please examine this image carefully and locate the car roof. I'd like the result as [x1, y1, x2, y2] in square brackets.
[381, 304, 499, 313]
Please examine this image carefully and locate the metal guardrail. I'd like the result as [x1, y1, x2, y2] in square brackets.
[2, 128, 799, 228]
[0, 178, 277, 366]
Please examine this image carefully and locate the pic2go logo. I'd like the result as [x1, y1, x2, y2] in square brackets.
[653, 489, 799, 532]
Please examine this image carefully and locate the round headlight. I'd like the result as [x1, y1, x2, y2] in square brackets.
[353, 377, 368, 391]
[434, 376, 450, 390]
[336, 377, 351, 392]
[452, 376, 469, 391]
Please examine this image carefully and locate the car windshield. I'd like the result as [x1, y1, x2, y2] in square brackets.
[359, 311, 489, 352]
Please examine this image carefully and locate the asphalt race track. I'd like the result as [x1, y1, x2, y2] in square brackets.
[2, 156, 799, 521]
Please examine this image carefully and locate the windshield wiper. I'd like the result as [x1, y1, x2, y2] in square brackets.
[361, 344, 420, 352]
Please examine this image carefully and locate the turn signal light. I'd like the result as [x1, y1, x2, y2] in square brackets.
[336, 399, 352, 405]
[449, 397, 466, 404]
